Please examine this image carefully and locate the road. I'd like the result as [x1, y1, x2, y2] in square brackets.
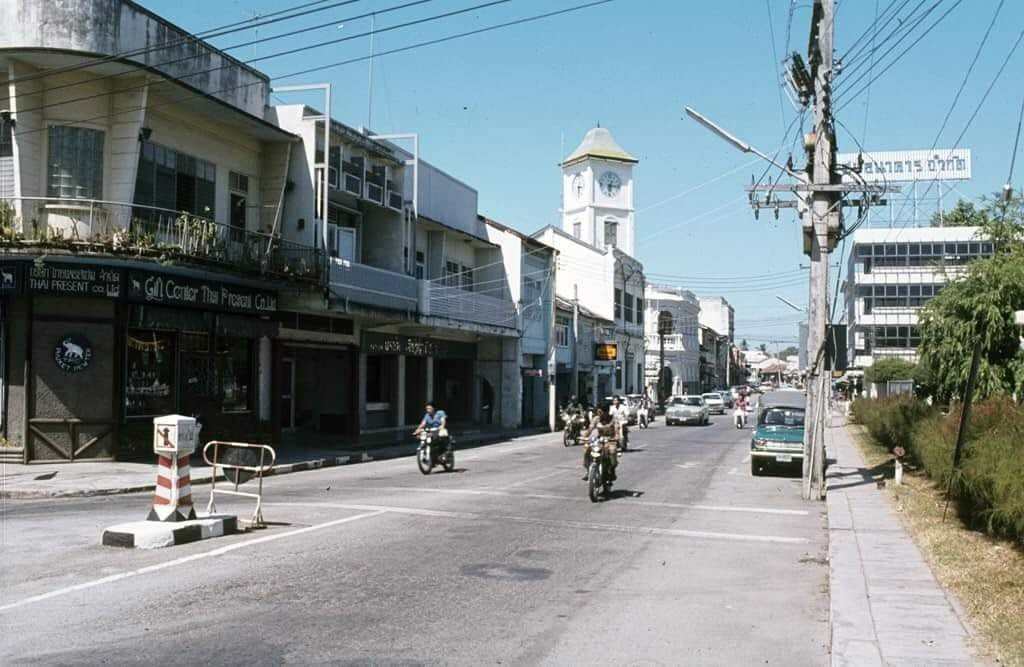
[0, 415, 829, 665]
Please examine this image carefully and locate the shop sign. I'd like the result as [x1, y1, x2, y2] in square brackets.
[362, 332, 476, 359]
[0, 263, 19, 292]
[127, 271, 277, 315]
[594, 343, 618, 361]
[523, 368, 544, 377]
[54, 333, 92, 373]
[29, 262, 122, 298]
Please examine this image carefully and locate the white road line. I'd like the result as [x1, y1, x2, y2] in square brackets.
[0, 510, 387, 614]
[500, 469, 567, 489]
[742, 454, 752, 463]
[674, 462, 700, 469]
[728, 467, 739, 475]
[321, 486, 809, 516]
[272, 502, 809, 545]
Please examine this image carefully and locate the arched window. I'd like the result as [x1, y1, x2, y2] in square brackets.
[604, 217, 618, 247]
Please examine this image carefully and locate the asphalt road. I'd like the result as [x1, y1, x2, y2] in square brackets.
[0, 415, 829, 665]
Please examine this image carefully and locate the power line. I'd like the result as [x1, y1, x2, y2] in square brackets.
[765, 0, 787, 130]
[838, 0, 908, 64]
[836, 0, 965, 113]
[838, 0, 924, 75]
[12, 0, 618, 141]
[1008, 91, 1024, 187]
[0, 0, 364, 88]
[860, 0, 881, 140]
[8, 0, 480, 119]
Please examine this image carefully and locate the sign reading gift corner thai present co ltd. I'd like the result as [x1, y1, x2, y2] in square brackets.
[126, 271, 277, 315]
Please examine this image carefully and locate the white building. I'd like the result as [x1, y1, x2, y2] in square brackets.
[845, 226, 992, 367]
[698, 297, 735, 341]
[644, 284, 700, 397]
[534, 126, 645, 400]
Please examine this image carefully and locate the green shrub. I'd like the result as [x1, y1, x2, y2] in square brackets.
[850, 396, 936, 454]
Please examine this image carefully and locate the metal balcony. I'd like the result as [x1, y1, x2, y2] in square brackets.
[0, 196, 324, 283]
[420, 281, 518, 330]
[328, 257, 418, 312]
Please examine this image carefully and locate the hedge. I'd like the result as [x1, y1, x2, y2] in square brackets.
[851, 396, 1024, 543]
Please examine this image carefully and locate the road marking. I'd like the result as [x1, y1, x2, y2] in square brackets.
[728, 467, 739, 475]
[674, 462, 700, 469]
[0, 510, 387, 613]
[500, 469, 567, 489]
[334, 486, 809, 516]
[271, 502, 809, 545]
[742, 454, 751, 463]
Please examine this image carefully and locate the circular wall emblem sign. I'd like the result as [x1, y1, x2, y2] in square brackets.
[54, 334, 93, 373]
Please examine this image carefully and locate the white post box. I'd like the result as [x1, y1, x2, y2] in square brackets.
[153, 414, 199, 457]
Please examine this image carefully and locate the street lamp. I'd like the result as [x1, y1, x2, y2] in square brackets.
[684, 107, 807, 182]
[775, 295, 807, 313]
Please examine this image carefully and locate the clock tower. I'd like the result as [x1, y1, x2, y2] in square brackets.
[561, 126, 638, 258]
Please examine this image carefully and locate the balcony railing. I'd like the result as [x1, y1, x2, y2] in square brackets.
[0, 197, 324, 283]
[328, 258, 418, 312]
[420, 282, 518, 330]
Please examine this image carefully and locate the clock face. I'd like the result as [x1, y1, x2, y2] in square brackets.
[599, 171, 622, 197]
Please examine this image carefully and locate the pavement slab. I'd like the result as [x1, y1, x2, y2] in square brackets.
[826, 415, 979, 666]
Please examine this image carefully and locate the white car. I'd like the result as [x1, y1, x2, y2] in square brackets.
[702, 392, 726, 415]
[665, 395, 709, 426]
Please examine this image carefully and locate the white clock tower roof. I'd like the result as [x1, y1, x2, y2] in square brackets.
[562, 126, 638, 167]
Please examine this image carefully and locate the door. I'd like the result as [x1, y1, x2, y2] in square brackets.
[280, 358, 295, 430]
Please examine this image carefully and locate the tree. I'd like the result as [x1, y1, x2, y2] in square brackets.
[779, 345, 799, 359]
[740, 339, 748, 351]
[930, 199, 990, 227]
[917, 192, 1024, 400]
[864, 358, 916, 385]
[758, 343, 767, 353]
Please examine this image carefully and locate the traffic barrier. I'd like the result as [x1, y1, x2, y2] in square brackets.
[203, 441, 276, 529]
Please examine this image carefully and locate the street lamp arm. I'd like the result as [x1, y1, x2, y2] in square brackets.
[684, 106, 808, 183]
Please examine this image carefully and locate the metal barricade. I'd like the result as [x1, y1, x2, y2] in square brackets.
[203, 441, 276, 529]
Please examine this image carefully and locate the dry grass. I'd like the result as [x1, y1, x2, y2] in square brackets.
[851, 427, 1024, 666]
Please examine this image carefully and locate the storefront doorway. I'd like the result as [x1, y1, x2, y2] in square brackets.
[280, 357, 295, 430]
[435, 358, 473, 422]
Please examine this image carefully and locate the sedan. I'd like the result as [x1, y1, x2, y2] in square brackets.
[702, 392, 726, 415]
[665, 396, 709, 426]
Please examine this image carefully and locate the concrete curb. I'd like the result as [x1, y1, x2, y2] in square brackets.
[0, 431, 545, 499]
[102, 514, 238, 549]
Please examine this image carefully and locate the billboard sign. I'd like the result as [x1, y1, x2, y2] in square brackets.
[594, 343, 618, 361]
[836, 149, 971, 183]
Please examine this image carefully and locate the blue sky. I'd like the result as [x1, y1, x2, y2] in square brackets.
[146, 0, 1024, 349]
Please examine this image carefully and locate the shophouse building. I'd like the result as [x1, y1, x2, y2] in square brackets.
[644, 284, 700, 398]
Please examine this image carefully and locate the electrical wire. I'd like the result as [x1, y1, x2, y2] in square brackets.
[11, 0, 618, 141]
[838, 0, 908, 65]
[8, 0, 489, 119]
[0, 0, 364, 88]
[765, 0, 787, 130]
[837, 0, 930, 82]
[1008, 91, 1024, 187]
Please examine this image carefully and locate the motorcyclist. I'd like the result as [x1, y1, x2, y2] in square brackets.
[637, 396, 650, 429]
[609, 396, 630, 447]
[413, 402, 451, 453]
[582, 404, 618, 481]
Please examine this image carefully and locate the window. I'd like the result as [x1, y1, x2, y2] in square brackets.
[636, 299, 643, 326]
[604, 219, 618, 247]
[0, 114, 12, 158]
[415, 251, 425, 279]
[48, 125, 104, 199]
[135, 141, 215, 219]
[461, 264, 474, 291]
[229, 171, 249, 240]
[556, 318, 570, 347]
[624, 293, 634, 323]
[572, 221, 582, 239]
[125, 330, 176, 417]
[614, 288, 622, 320]
[218, 337, 253, 413]
[444, 261, 460, 288]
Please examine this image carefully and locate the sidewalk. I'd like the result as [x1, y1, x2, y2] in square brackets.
[0, 427, 549, 499]
[827, 418, 977, 666]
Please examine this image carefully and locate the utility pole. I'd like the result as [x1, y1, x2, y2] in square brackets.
[802, 0, 837, 501]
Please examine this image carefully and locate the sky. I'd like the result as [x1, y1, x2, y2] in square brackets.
[145, 0, 1024, 350]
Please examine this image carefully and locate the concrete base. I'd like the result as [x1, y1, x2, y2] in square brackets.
[102, 514, 238, 549]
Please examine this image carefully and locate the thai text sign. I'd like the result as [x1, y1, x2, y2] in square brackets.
[362, 332, 476, 359]
[29, 262, 122, 298]
[594, 343, 618, 361]
[836, 149, 971, 183]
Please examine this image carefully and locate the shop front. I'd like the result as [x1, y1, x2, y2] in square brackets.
[0, 259, 279, 463]
[360, 332, 477, 431]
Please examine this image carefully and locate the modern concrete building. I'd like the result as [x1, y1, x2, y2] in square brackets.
[644, 284, 700, 398]
[844, 226, 991, 368]
[698, 296, 735, 342]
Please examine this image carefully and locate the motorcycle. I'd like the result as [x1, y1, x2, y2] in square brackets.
[562, 411, 586, 447]
[416, 427, 455, 474]
[733, 407, 746, 429]
[585, 434, 619, 503]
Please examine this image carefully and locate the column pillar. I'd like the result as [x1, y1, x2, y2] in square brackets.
[425, 356, 434, 402]
[358, 352, 368, 433]
[257, 336, 272, 423]
[396, 354, 406, 427]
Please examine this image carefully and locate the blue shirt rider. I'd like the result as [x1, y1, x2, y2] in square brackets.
[414, 402, 448, 436]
